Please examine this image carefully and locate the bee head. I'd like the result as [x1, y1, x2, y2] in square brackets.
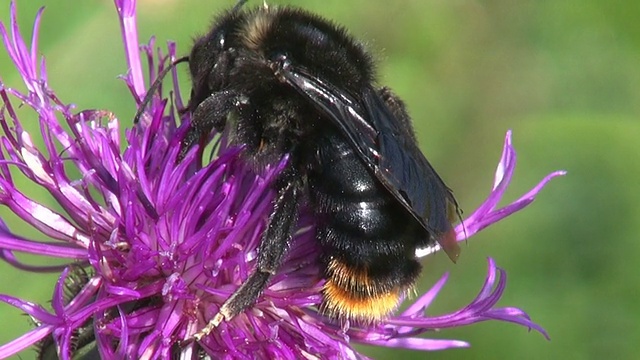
[189, 4, 375, 110]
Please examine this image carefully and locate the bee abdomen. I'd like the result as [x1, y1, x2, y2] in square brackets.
[308, 132, 423, 321]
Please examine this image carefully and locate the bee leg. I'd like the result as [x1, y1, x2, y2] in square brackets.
[194, 170, 301, 340]
[179, 90, 238, 160]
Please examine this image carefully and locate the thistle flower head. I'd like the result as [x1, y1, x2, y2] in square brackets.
[0, 1, 564, 359]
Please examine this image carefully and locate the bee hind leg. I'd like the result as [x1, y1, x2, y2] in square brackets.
[193, 168, 301, 340]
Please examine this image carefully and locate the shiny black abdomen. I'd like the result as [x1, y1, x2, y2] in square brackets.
[307, 130, 423, 289]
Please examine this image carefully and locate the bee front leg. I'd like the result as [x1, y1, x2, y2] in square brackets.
[194, 169, 301, 340]
[179, 90, 238, 160]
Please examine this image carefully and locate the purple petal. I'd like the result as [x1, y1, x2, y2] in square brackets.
[115, 0, 145, 99]
[454, 131, 565, 240]
[0, 325, 53, 358]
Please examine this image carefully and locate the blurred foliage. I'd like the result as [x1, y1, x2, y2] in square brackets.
[0, 0, 638, 359]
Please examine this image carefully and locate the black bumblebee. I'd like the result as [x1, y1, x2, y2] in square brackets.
[180, 0, 461, 339]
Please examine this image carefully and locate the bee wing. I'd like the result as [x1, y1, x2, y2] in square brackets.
[279, 65, 460, 262]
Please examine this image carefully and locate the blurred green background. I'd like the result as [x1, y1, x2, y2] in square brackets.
[0, 0, 638, 359]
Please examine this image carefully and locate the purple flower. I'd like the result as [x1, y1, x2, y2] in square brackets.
[0, 1, 564, 359]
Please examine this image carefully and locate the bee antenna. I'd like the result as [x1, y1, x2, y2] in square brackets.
[232, 0, 249, 13]
[133, 55, 189, 124]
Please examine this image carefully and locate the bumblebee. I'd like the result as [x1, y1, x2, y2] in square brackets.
[179, 1, 461, 338]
